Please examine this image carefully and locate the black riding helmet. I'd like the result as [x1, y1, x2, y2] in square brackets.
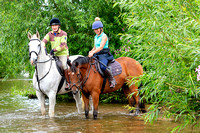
[50, 18, 61, 26]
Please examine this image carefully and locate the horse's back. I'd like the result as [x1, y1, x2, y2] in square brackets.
[116, 57, 143, 76]
[69, 55, 83, 61]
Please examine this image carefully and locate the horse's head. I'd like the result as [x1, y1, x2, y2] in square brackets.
[27, 31, 41, 65]
[68, 56, 90, 94]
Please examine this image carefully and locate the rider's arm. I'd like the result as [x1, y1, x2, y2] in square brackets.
[42, 34, 50, 48]
[90, 46, 96, 53]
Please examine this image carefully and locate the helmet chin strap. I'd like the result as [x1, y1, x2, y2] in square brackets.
[56, 26, 60, 32]
[98, 28, 102, 35]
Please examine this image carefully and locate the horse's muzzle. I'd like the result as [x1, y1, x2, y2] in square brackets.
[31, 59, 37, 65]
[71, 83, 79, 95]
[72, 90, 78, 95]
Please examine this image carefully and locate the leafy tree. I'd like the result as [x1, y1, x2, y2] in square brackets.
[116, 0, 200, 132]
[0, 0, 125, 78]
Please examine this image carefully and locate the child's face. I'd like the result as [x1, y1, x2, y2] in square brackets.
[51, 25, 59, 32]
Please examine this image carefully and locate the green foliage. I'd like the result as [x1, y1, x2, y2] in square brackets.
[116, 0, 200, 132]
[0, 0, 124, 78]
[2, 0, 200, 131]
[10, 85, 36, 97]
[100, 89, 128, 103]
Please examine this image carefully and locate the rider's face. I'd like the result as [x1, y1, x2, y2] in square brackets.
[94, 28, 101, 35]
[51, 25, 59, 32]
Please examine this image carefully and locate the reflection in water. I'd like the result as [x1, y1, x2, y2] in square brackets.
[0, 79, 199, 132]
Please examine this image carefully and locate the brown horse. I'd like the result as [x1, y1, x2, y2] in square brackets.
[68, 56, 146, 119]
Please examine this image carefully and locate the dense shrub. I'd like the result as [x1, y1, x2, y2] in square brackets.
[116, 0, 200, 132]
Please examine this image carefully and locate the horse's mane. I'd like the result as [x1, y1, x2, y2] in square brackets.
[71, 56, 90, 72]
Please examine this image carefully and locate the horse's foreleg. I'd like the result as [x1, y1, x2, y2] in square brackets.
[82, 94, 89, 119]
[134, 97, 140, 116]
[48, 92, 56, 118]
[89, 95, 93, 112]
[91, 92, 99, 120]
[36, 91, 46, 116]
[72, 90, 82, 114]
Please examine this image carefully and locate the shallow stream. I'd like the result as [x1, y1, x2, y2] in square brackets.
[0, 79, 198, 132]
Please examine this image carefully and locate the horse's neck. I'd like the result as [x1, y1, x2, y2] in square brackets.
[80, 64, 90, 76]
[38, 47, 49, 61]
[36, 47, 54, 75]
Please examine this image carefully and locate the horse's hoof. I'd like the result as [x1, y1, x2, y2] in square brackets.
[134, 112, 140, 116]
[93, 111, 98, 119]
[49, 115, 55, 118]
[85, 110, 89, 119]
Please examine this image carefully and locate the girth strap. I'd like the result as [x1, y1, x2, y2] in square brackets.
[101, 77, 107, 94]
[57, 76, 65, 93]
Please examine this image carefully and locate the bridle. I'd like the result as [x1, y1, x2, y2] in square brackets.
[28, 39, 53, 94]
[70, 58, 96, 92]
[29, 39, 41, 59]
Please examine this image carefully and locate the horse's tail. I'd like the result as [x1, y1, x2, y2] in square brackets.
[138, 82, 147, 113]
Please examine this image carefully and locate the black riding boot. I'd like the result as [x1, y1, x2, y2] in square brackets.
[104, 68, 117, 88]
[64, 69, 70, 89]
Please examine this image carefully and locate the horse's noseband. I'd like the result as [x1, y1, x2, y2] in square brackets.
[71, 83, 80, 90]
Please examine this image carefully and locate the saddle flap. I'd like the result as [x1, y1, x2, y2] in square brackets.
[55, 57, 64, 76]
[95, 60, 122, 77]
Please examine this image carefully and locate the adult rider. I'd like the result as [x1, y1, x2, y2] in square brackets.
[42, 18, 70, 89]
[88, 17, 116, 88]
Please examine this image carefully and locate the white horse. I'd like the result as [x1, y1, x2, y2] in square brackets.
[28, 31, 85, 117]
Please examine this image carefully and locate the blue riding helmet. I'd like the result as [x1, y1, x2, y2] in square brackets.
[92, 21, 103, 29]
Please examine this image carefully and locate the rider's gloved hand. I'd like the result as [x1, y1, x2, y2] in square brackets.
[50, 49, 55, 55]
[67, 59, 71, 65]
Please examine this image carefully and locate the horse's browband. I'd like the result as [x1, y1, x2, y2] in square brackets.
[29, 39, 41, 42]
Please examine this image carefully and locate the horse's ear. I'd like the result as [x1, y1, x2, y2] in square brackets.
[36, 31, 40, 39]
[28, 32, 32, 40]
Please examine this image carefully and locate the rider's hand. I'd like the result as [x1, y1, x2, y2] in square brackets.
[88, 51, 94, 57]
[67, 59, 71, 65]
[50, 49, 55, 55]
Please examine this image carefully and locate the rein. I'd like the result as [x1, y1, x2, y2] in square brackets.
[29, 39, 53, 94]
[35, 58, 53, 82]
[34, 58, 53, 94]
